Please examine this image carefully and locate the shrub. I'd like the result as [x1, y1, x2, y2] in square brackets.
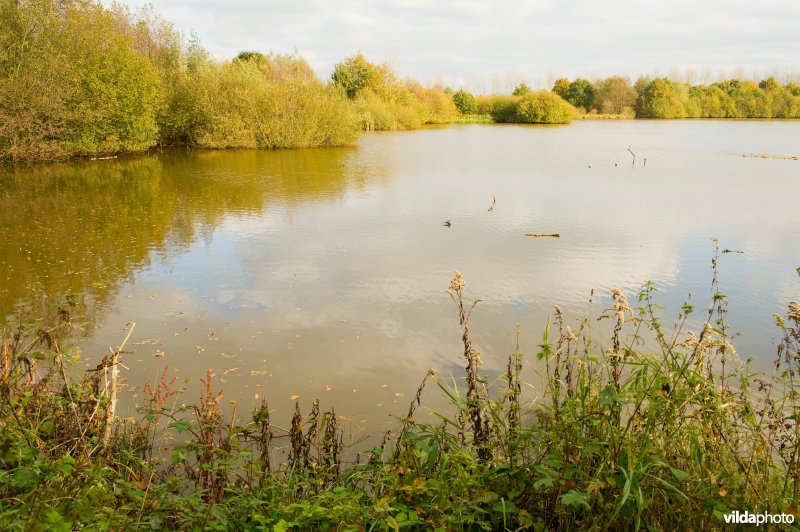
[476, 94, 519, 122]
[0, 0, 162, 161]
[515, 91, 576, 123]
[593, 76, 635, 115]
[637, 77, 686, 118]
[186, 55, 360, 149]
[452, 89, 478, 114]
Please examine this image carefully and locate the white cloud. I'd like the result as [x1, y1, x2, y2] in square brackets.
[120, 0, 800, 87]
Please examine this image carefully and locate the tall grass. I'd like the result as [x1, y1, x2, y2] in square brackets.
[0, 251, 798, 529]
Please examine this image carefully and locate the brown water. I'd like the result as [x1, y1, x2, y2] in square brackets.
[1, 120, 799, 443]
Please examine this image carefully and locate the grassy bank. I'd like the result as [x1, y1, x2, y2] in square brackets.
[453, 115, 494, 124]
[1, 249, 798, 529]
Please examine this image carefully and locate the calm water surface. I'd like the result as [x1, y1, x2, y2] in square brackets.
[2, 121, 799, 441]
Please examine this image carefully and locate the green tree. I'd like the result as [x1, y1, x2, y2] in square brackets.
[512, 82, 532, 96]
[331, 53, 394, 99]
[552, 78, 570, 99]
[594, 76, 635, 115]
[550, 78, 598, 112]
[685, 85, 736, 118]
[234, 50, 266, 63]
[758, 76, 780, 92]
[757, 77, 798, 118]
[565, 78, 595, 111]
[0, 0, 163, 160]
[733, 81, 770, 117]
[452, 89, 478, 114]
[637, 78, 685, 118]
[515, 91, 575, 124]
[407, 82, 458, 123]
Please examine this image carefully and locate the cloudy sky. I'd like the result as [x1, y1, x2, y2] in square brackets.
[125, 0, 799, 90]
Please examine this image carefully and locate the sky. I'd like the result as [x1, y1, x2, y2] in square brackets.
[123, 0, 800, 91]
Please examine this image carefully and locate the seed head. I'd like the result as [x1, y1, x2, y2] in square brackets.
[449, 270, 466, 292]
[788, 301, 800, 323]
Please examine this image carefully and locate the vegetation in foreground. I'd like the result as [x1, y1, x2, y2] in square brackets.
[1, 249, 798, 530]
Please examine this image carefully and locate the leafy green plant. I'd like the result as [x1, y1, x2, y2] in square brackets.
[515, 91, 576, 124]
[452, 89, 478, 115]
[1, 250, 798, 529]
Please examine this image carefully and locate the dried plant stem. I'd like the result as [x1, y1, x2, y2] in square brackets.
[505, 325, 523, 440]
[448, 271, 491, 459]
[103, 322, 135, 448]
[289, 402, 303, 470]
[394, 369, 435, 459]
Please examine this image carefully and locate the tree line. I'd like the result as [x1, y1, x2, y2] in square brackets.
[0, 0, 457, 162]
[2, 0, 799, 163]
[549, 75, 800, 118]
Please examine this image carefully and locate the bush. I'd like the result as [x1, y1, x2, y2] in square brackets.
[177, 54, 360, 149]
[452, 89, 478, 114]
[515, 90, 576, 124]
[332, 54, 457, 131]
[593, 76, 635, 115]
[476, 95, 519, 122]
[0, 0, 162, 161]
[636, 77, 686, 118]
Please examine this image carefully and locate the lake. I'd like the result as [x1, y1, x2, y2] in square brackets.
[1, 120, 798, 444]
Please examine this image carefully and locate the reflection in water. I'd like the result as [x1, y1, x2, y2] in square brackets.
[0, 146, 374, 319]
[2, 121, 799, 446]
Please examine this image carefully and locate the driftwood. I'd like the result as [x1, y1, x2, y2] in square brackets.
[90, 155, 117, 161]
[525, 233, 560, 238]
[743, 153, 798, 161]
